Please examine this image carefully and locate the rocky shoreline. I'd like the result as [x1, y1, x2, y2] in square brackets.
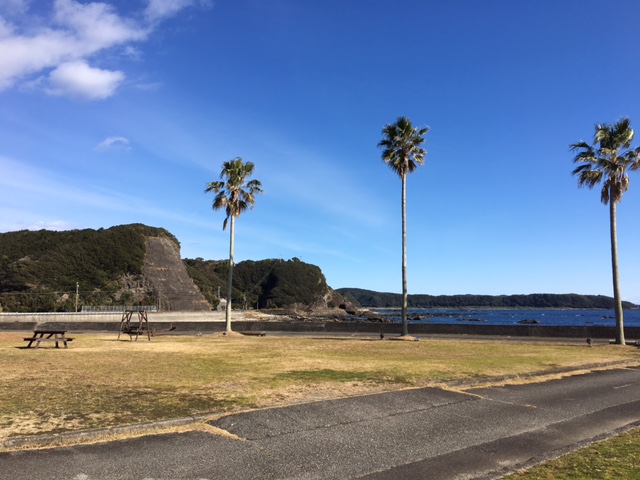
[245, 307, 392, 323]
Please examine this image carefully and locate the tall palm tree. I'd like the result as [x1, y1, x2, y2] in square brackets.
[571, 118, 640, 345]
[378, 116, 429, 337]
[206, 157, 263, 333]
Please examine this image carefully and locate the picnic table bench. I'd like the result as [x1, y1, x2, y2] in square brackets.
[24, 330, 73, 348]
[239, 331, 267, 337]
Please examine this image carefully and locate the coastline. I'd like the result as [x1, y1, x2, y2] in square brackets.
[0, 310, 639, 340]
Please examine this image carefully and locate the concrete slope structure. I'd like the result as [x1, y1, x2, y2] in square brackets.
[143, 237, 211, 311]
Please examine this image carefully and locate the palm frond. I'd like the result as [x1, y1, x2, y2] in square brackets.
[571, 118, 638, 205]
[575, 169, 603, 189]
[629, 148, 640, 171]
[206, 157, 263, 231]
[569, 141, 591, 153]
[571, 163, 592, 176]
[205, 181, 224, 194]
[600, 183, 610, 204]
[379, 116, 429, 179]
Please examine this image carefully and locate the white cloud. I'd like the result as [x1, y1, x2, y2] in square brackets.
[144, 0, 213, 23]
[145, 0, 194, 23]
[46, 60, 124, 100]
[53, 0, 147, 51]
[0, 0, 144, 92]
[95, 136, 131, 151]
[0, 0, 200, 99]
[0, 18, 13, 38]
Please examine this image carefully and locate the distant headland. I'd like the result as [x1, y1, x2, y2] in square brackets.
[336, 288, 639, 310]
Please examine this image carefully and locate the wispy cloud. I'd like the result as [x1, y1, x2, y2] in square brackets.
[0, 0, 203, 100]
[0, 155, 125, 209]
[47, 60, 125, 100]
[134, 81, 163, 91]
[21, 220, 75, 232]
[0, 0, 29, 17]
[145, 0, 193, 23]
[95, 136, 131, 152]
[0, 155, 210, 234]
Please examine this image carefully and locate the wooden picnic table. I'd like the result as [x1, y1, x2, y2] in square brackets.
[24, 330, 73, 349]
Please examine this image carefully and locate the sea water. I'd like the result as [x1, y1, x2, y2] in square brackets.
[373, 308, 640, 327]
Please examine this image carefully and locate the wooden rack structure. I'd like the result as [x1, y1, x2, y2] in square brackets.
[118, 310, 151, 341]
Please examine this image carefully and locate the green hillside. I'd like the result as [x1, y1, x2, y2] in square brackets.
[337, 288, 639, 310]
[0, 224, 177, 312]
[0, 225, 335, 312]
[184, 257, 334, 309]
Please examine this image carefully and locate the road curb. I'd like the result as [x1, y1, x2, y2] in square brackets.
[0, 414, 214, 451]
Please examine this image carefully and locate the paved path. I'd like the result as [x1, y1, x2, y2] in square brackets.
[2, 367, 640, 479]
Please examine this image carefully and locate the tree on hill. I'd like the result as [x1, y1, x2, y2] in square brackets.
[378, 116, 429, 337]
[206, 157, 263, 333]
[182, 257, 227, 309]
[185, 258, 332, 309]
[571, 118, 640, 345]
[0, 224, 179, 312]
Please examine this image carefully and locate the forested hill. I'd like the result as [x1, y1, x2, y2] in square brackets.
[0, 224, 190, 311]
[336, 288, 639, 310]
[184, 257, 338, 309]
[0, 224, 338, 312]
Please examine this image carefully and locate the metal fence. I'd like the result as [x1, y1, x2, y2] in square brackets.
[80, 305, 158, 313]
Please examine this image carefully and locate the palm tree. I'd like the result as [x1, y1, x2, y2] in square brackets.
[206, 157, 263, 333]
[571, 118, 640, 345]
[378, 116, 429, 337]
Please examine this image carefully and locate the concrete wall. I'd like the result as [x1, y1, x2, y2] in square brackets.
[0, 311, 230, 323]
[1, 312, 639, 339]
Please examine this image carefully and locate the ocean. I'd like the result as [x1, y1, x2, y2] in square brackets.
[373, 308, 640, 327]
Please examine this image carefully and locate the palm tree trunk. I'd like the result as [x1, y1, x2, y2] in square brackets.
[609, 199, 625, 345]
[225, 215, 235, 333]
[401, 173, 408, 337]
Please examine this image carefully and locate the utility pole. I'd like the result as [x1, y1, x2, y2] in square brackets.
[75, 282, 79, 312]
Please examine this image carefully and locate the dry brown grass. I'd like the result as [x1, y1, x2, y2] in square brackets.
[1, 332, 638, 442]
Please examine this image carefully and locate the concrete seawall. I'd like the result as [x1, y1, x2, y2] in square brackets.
[0, 311, 232, 323]
[1, 312, 639, 339]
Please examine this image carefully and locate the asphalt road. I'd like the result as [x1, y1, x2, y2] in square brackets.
[2, 367, 640, 480]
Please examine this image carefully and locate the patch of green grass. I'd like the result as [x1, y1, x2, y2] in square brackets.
[275, 368, 407, 384]
[506, 427, 640, 479]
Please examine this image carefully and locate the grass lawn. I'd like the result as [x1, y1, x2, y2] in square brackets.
[1, 331, 638, 444]
[506, 427, 640, 479]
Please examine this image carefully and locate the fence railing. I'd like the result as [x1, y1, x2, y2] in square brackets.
[81, 305, 158, 313]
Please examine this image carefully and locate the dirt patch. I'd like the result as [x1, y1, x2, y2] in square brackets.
[0, 413, 120, 441]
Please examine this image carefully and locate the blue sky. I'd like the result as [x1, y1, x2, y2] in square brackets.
[2, 0, 640, 303]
